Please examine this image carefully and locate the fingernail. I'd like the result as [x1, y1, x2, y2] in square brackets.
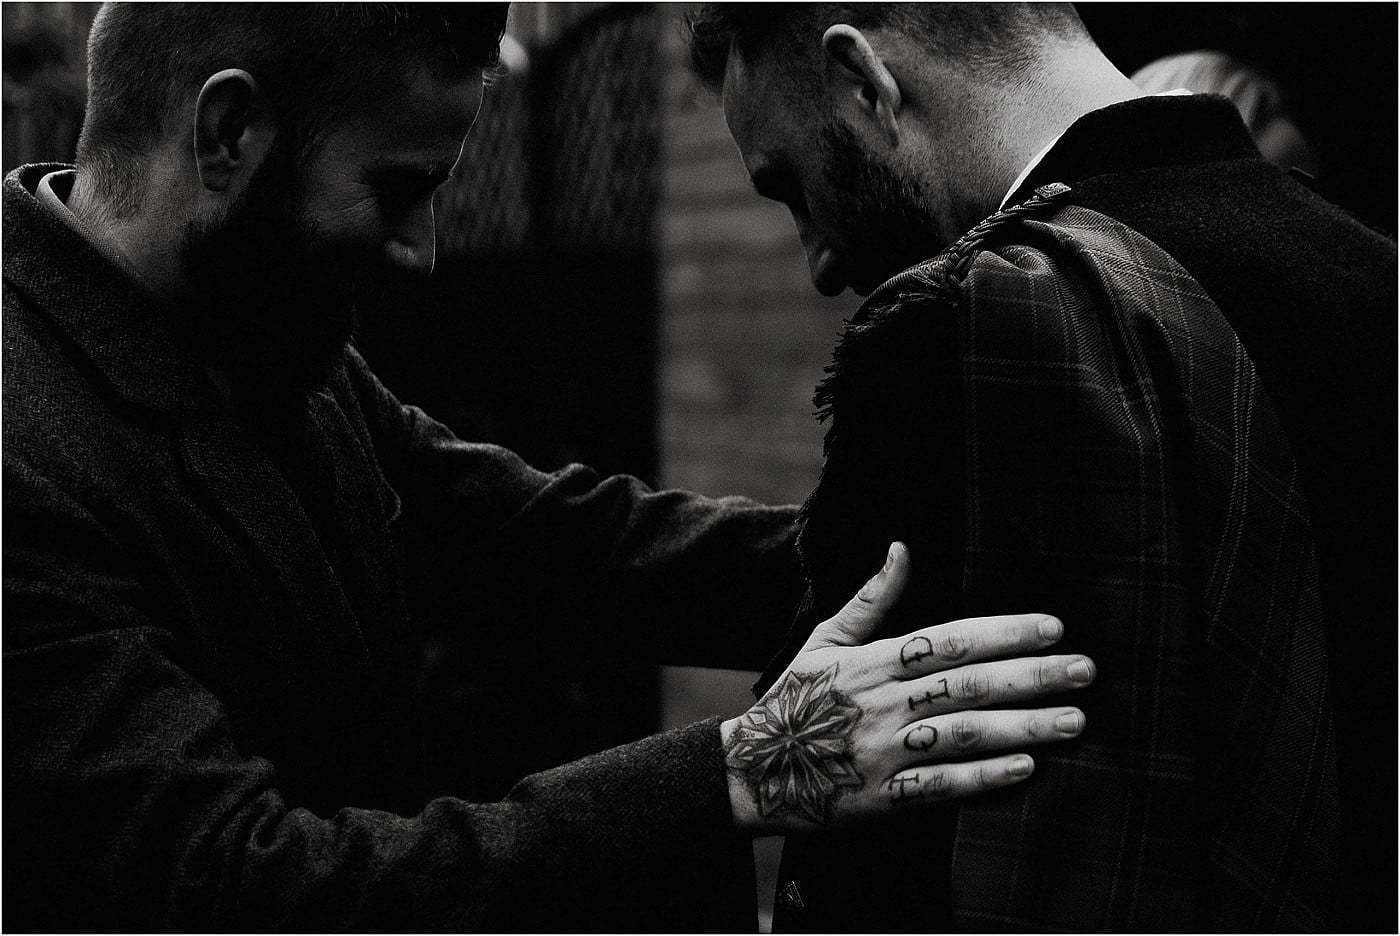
[1055, 711, 1084, 734]
[1007, 755, 1034, 777]
[1067, 658, 1095, 684]
[1038, 616, 1063, 641]
[883, 542, 899, 572]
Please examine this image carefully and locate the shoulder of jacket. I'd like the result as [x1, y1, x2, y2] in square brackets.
[859, 183, 1079, 312]
[3, 285, 160, 495]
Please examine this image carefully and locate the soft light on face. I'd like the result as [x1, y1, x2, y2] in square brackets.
[723, 52, 851, 296]
[299, 66, 485, 280]
[722, 50, 947, 298]
[178, 67, 485, 397]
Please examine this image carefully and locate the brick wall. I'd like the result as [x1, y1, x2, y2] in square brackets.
[653, 22, 862, 929]
[657, 12, 862, 509]
[653, 4, 867, 729]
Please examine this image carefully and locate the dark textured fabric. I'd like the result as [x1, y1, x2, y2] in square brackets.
[769, 96, 1395, 933]
[3, 163, 803, 931]
[1015, 109, 1399, 921]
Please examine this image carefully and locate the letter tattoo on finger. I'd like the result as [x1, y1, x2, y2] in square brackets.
[907, 678, 950, 711]
[887, 773, 923, 805]
[900, 635, 935, 668]
[887, 770, 950, 807]
[903, 724, 939, 752]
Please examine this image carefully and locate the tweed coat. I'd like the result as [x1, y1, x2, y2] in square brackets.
[2, 164, 804, 931]
[766, 96, 1395, 932]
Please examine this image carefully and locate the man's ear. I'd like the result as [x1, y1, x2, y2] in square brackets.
[193, 69, 274, 193]
[821, 24, 902, 146]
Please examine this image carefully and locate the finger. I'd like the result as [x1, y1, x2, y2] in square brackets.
[894, 707, 1085, 762]
[877, 612, 1064, 678]
[872, 755, 1036, 813]
[803, 542, 910, 651]
[897, 654, 1096, 718]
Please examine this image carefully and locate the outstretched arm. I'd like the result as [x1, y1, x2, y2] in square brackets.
[346, 347, 803, 673]
[6, 482, 1084, 932]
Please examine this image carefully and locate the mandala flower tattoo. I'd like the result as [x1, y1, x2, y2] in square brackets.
[724, 666, 864, 824]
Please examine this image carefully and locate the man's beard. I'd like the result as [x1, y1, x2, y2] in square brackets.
[819, 121, 952, 294]
[177, 144, 411, 402]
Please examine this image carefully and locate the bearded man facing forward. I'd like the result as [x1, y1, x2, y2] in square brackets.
[690, 3, 1395, 931]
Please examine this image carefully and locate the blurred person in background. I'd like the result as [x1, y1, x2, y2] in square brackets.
[1132, 49, 1317, 174]
[690, 2, 1395, 931]
[2, 3, 1100, 930]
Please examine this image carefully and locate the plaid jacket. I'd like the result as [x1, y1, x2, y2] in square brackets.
[772, 185, 1341, 931]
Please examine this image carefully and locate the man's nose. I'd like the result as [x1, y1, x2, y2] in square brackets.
[383, 201, 436, 277]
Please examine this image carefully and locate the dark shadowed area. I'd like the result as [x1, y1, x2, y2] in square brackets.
[4, 4, 1393, 929]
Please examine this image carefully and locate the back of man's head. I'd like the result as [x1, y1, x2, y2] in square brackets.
[77, 2, 510, 216]
[687, 2, 1088, 94]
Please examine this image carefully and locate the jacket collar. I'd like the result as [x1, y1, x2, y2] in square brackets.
[5, 165, 392, 664]
[2, 163, 226, 419]
[1005, 93, 1262, 206]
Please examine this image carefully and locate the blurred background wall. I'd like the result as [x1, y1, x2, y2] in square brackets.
[4, 3, 1395, 926]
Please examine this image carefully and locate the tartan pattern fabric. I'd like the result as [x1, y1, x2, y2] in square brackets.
[788, 189, 1340, 930]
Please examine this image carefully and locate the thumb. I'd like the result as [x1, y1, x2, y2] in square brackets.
[804, 541, 910, 651]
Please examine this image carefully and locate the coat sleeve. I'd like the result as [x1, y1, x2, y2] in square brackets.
[3, 455, 758, 932]
[343, 347, 806, 673]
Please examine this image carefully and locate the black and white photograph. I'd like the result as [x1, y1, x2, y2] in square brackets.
[3, 2, 1395, 932]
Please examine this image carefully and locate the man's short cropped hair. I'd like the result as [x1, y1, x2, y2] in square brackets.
[686, 2, 1088, 94]
[76, 2, 511, 216]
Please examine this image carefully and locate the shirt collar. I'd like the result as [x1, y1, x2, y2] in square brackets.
[999, 89, 1194, 209]
[36, 168, 87, 233]
[35, 167, 149, 287]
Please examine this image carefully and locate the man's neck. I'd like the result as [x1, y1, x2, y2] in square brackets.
[68, 168, 185, 299]
[66, 168, 236, 400]
[963, 44, 1145, 225]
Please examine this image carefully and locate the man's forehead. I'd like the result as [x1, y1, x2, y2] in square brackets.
[721, 52, 783, 147]
[364, 69, 480, 127]
[330, 68, 483, 164]
[721, 49, 818, 174]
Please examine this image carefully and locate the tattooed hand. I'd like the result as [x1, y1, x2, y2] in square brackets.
[721, 542, 1095, 831]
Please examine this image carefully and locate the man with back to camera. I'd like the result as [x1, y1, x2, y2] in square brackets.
[688, 2, 1395, 931]
[1, 4, 1104, 930]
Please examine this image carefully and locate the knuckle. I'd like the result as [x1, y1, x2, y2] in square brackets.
[951, 719, 981, 750]
[824, 616, 861, 644]
[1025, 712, 1050, 741]
[924, 768, 950, 798]
[956, 671, 989, 704]
[936, 632, 970, 663]
[853, 583, 880, 608]
[1031, 661, 1057, 693]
